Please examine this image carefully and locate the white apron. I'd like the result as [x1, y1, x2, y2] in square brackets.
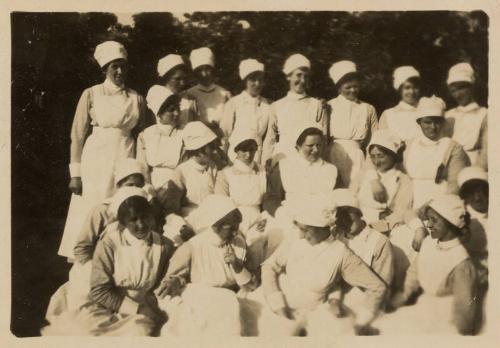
[327, 139, 364, 191]
[60, 87, 139, 259]
[405, 136, 451, 209]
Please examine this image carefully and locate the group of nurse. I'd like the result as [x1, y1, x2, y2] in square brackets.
[41, 39, 489, 336]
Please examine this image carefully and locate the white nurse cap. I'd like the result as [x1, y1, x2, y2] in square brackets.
[239, 58, 264, 80]
[447, 62, 475, 85]
[331, 189, 359, 209]
[146, 85, 175, 116]
[182, 121, 218, 151]
[114, 158, 146, 186]
[283, 54, 311, 75]
[393, 66, 420, 90]
[368, 129, 402, 156]
[428, 194, 467, 228]
[416, 95, 446, 120]
[329, 60, 357, 85]
[457, 166, 488, 189]
[109, 186, 148, 218]
[157, 54, 185, 78]
[94, 41, 127, 68]
[190, 47, 215, 70]
[200, 195, 239, 227]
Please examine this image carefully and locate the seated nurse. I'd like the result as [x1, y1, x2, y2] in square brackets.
[239, 200, 387, 336]
[378, 194, 478, 335]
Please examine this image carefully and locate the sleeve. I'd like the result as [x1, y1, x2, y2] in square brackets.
[131, 94, 151, 140]
[73, 204, 108, 265]
[372, 238, 394, 287]
[363, 105, 379, 150]
[339, 248, 387, 324]
[135, 131, 152, 184]
[214, 170, 230, 196]
[261, 239, 292, 311]
[449, 259, 478, 335]
[153, 237, 176, 289]
[317, 99, 329, 136]
[219, 98, 236, 141]
[261, 105, 278, 167]
[385, 175, 414, 228]
[163, 242, 193, 282]
[156, 168, 186, 216]
[89, 236, 137, 314]
[378, 110, 389, 129]
[476, 116, 488, 171]
[446, 143, 471, 194]
[400, 255, 421, 301]
[262, 163, 286, 217]
[189, 97, 200, 122]
[69, 88, 92, 177]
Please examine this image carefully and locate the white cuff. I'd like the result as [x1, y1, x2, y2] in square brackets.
[232, 267, 252, 286]
[408, 217, 424, 231]
[119, 296, 139, 315]
[69, 163, 81, 177]
[354, 307, 375, 326]
[266, 291, 286, 312]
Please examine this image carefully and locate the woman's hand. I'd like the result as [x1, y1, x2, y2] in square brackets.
[224, 246, 243, 273]
[389, 291, 408, 309]
[256, 218, 267, 232]
[156, 277, 183, 299]
[412, 227, 428, 252]
[370, 179, 388, 203]
[69, 177, 82, 195]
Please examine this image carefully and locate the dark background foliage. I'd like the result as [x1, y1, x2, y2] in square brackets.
[11, 11, 488, 336]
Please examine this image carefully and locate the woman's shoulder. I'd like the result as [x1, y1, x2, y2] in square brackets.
[99, 222, 123, 246]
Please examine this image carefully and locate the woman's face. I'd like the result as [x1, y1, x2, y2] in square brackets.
[426, 208, 454, 241]
[158, 103, 180, 126]
[245, 72, 265, 97]
[369, 146, 396, 173]
[195, 65, 215, 86]
[449, 82, 474, 107]
[196, 141, 219, 166]
[235, 143, 257, 166]
[339, 78, 360, 101]
[213, 212, 240, 243]
[124, 210, 153, 240]
[335, 207, 364, 239]
[106, 59, 128, 87]
[287, 68, 310, 94]
[117, 174, 145, 188]
[166, 68, 186, 94]
[400, 80, 420, 106]
[297, 135, 323, 163]
[418, 117, 443, 141]
[295, 222, 330, 246]
[463, 181, 489, 214]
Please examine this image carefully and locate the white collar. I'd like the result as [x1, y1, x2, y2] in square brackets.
[418, 134, 444, 146]
[293, 150, 323, 167]
[348, 224, 371, 242]
[338, 94, 359, 104]
[155, 124, 176, 135]
[187, 157, 210, 172]
[436, 237, 462, 250]
[456, 102, 480, 113]
[123, 228, 152, 247]
[378, 168, 399, 180]
[103, 78, 125, 94]
[467, 205, 488, 219]
[398, 100, 418, 111]
[232, 159, 258, 174]
[241, 90, 261, 104]
[196, 83, 216, 93]
[286, 91, 308, 100]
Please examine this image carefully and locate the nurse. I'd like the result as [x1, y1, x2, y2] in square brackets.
[60, 41, 148, 260]
[404, 95, 469, 209]
[357, 129, 413, 232]
[220, 58, 271, 165]
[158, 121, 221, 233]
[379, 66, 422, 142]
[187, 47, 231, 133]
[327, 60, 379, 191]
[137, 85, 184, 189]
[381, 195, 478, 335]
[156, 54, 198, 128]
[444, 63, 488, 170]
[261, 54, 327, 167]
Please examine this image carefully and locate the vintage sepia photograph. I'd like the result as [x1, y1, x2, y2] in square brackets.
[8, 6, 493, 341]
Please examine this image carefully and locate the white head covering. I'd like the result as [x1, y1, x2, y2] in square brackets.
[239, 59, 264, 80]
[293, 124, 323, 146]
[294, 193, 337, 227]
[428, 194, 467, 229]
[146, 85, 175, 116]
[190, 47, 215, 70]
[157, 54, 185, 78]
[368, 129, 402, 155]
[329, 60, 357, 85]
[393, 66, 420, 90]
[231, 127, 258, 151]
[199, 195, 238, 227]
[109, 186, 148, 218]
[94, 41, 127, 68]
[458, 166, 488, 189]
[182, 121, 218, 151]
[283, 54, 311, 75]
[416, 95, 446, 120]
[331, 189, 359, 209]
[114, 158, 146, 186]
[447, 62, 475, 85]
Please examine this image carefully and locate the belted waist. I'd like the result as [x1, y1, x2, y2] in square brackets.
[92, 126, 131, 137]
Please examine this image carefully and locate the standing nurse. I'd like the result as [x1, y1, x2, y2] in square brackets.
[60, 41, 148, 260]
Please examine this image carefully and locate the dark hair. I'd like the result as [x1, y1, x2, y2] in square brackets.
[157, 94, 181, 115]
[234, 139, 258, 153]
[244, 70, 265, 82]
[158, 64, 187, 85]
[117, 195, 152, 226]
[101, 58, 127, 75]
[213, 209, 243, 228]
[459, 180, 489, 200]
[336, 72, 361, 89]
[397, 76, 421, 94]
[368, 144, 400, 163]
[296, 127, 324, 147]
[417, 116, 445, 124]
[184, 139, 218, 159]
[116, 173, 145, 187]
[448, 81, 474, 90]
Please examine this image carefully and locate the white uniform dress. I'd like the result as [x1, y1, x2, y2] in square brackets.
[379, 101, 421, 142]
[327, 95, 378, 190]
[220, 91, 271, 164]
[60, 80, 145, 259]
[444, 102, 487, 166]
[187, 83, 231, 126]
[136, 124, 183, 189]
